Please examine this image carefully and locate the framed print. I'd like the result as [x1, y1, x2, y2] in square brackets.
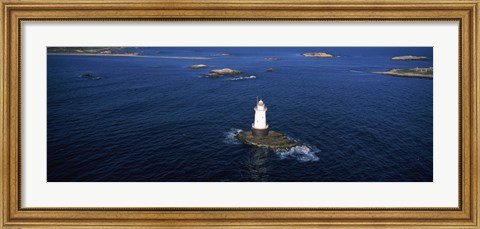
[1, 0, 479, 228]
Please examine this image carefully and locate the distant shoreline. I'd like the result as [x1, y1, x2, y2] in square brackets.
[47, 53, 212, 60]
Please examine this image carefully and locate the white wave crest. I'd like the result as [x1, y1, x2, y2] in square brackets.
[349, 70, 363, 73]
[223, 128, 242, 144]
[275, 145, 320, 162]
[230, 75, 256, 81]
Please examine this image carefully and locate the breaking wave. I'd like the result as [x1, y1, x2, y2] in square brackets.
[230, 75, 256, 81]
[223, 128, 242, 144]
[275, 145, 320, 162]
[349, 70, 363, 73]
[224, 128, 320, 162]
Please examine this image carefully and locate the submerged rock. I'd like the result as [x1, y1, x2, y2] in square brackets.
[206, 68, 243, 77]
[189, 64, 208, 69]
[236, 130, 299, 150]
[303, 52, 335, 58]
[80, 73, 101, 80]
[264, 57, 280, 61]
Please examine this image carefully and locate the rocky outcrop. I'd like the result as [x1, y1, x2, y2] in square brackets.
[303, 52, 335, 58]
[236, 130, 299, 149]
[80, 73, 101, 80]
[391, 55, 429, 60]
[206, 68, 243, 77]
[372, 67, 433, 79]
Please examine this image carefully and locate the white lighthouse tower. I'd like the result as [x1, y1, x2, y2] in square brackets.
[252, 98, 269, 137]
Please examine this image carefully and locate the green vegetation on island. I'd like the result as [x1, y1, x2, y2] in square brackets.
[236, 131, 299, 149]
[372, 67, 433, 79]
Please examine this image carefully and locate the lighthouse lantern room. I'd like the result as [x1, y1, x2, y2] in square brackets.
[252, 99, 269, 137]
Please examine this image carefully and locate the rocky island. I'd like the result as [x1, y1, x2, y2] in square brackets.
[372, 67, 433, 79]
[303, 52, 335, 58]
[206, 68, 243, 78]
[236, 131, 298, 150]
[391, 55, 429, 60]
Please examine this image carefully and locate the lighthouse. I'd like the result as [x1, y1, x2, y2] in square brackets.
[236, 99, 298, 148]
[252, 99, 269, 137]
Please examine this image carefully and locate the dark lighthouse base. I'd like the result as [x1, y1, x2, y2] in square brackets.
[252, 128, 269, 137]
[236, 130, 299, 150]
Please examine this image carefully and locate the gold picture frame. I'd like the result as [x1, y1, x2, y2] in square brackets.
[1, 0, 478, 227]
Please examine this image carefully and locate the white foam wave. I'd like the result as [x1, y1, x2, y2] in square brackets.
[223, 128, 242, 144]
[275, 145, 320, 162]
[349, 70, 363, 73]
[230, 75, 256, 81]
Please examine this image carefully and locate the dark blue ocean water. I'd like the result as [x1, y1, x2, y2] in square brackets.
[47, 47, 433, 182]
